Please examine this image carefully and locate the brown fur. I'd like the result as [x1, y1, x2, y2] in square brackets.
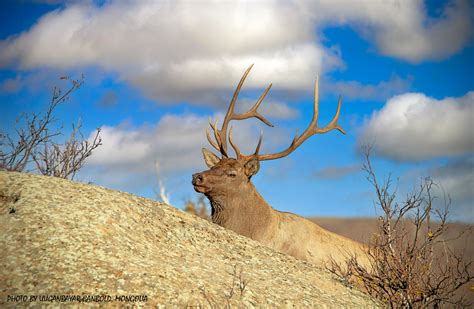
[193, 153, 368, 268]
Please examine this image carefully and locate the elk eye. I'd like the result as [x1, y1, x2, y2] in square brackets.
[227, 171, 237, 178]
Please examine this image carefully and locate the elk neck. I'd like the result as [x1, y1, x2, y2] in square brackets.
[205, 181, 274, 239]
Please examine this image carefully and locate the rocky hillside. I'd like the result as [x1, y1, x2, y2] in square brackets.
[0, 171, 379, 307]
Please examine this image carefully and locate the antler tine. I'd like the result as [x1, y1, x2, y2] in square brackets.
[254, 129, 263, 155]
[213, 64, 274, 158]
[206, 127, 220, 152]
[233, 83, 274, 127]
[312, 75, 320, 127]
[324, 95, 345, 134]
[208, 118, 229, 157]
[257, 76, 345, 161]
[311, 76, 345, 134]
[217, 64, 254, 155]
[228, 64, 254, 118]
[228, 127, 242, 159]
[229, 127, 264, 160]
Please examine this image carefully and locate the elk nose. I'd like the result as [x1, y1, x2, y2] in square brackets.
[192, 173, 203, 185]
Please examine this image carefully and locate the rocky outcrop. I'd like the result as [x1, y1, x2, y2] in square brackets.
[0, 171, 379, 307]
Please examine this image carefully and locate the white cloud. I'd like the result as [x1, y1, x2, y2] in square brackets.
[0, 75, 22, 93]
[301, 0, 472, 62]
[236, 99, 299, 119]
[373, 0, 472, 62]
[97, 91, 118, 108]
[323, 75, 413, 101]
[313, 164, 360, 179]
[359, 91, 474, 161]
[88, 115, 208, 174]
[429, 157, 474, 207]
[0, 1, 341, 104]
[401, 157, 474, 222]
[1, 1, 470, 103]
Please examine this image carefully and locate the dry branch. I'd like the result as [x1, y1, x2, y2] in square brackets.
[327, 147, 473, 308]
[0, 76, 84, 172]
[32, 120, 102, 180]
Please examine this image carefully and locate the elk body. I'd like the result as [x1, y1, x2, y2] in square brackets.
[192, 65, 367, 268]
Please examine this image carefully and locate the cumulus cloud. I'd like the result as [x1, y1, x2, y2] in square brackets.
[301, 0, 473, 62]
[97, 90, 118, 108]
[87, 115, 208, 174]
[236, 99, 299, 119]
[401, 156, 474, 222]
[1, 1, 471, 103]
[323, 75, 413, 101]
[0, 1, 341, 104]
[0, 75, 22, 93]
[373, 0, 472, 62]
[313, 164, 360, 179]
[429, 156, 474, 208]
[359, 91, 474, 161]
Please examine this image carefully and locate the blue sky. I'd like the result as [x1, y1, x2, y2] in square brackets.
[1, 0, 472, 222]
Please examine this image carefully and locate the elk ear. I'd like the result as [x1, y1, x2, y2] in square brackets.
[202, 148, 220, 168]
[244, 158, 260, 177]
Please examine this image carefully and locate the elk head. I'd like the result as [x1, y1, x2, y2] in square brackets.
[192, 64, 345, 202]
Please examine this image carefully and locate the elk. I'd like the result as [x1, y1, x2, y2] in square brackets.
[192, 65, 368, 268]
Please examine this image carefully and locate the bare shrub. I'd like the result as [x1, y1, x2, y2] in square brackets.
[184, 195, 210, 220]
[327, 147, 473, 308]
[224, 264, 250, 307]
[32, 120, 101, 180]
[0, 75, 100, 180]
[199, 264, 249, 308]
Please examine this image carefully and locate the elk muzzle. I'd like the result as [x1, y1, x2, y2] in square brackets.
[192, 172, 207, 193]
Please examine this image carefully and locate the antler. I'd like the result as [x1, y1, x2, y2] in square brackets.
[256, 76, 345, 161]
[206, 66, 345, 161]
[206, 64, 273, 158]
